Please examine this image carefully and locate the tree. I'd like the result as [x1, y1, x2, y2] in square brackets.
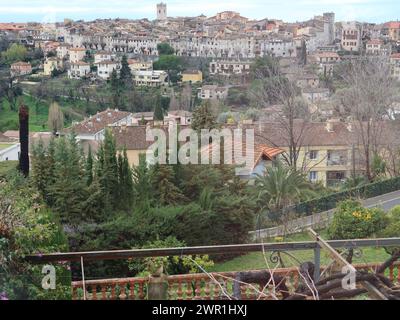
[50, 135, 88, 225]
[153, 55, 183, 84]
[1, 43, 27, 65]
[119, 55, 133, 89]
[96, 129, 119, 215]
[18, 104, 29, 177]
[151, 164, 187, 206]
[251, 70, 310, 169]
[334, 57, 398, 181]
[254, 162, 315, 227]
[157, 43, 175, 55]
[47, 102, 64, 135]
[110, 69, 122, 108]
[154, 95, 164, 121]
[191, 101, 217, 131]
[117, 148, 134, 210]
[250, 56, 280, 79]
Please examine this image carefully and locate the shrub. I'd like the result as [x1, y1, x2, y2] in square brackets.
[328, 200, 388, 240]
[0, 173, 70, 300]
[379, 206, 400, 254]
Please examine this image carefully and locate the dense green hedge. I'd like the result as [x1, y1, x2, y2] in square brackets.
[295, 176, 400, 216]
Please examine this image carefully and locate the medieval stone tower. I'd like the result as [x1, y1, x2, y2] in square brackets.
[323, 12, 335, 44]
[157, 2, 167, 20]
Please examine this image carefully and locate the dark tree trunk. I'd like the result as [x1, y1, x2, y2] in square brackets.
[19, 104, 29, 177]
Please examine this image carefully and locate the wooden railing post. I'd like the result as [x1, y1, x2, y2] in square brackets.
[313, 246, 321, 283]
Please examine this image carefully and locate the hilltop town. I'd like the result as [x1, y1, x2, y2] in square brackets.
[1, 2, 400, 302]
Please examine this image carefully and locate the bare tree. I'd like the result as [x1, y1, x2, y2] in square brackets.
[334, 57, 399, 181]
[250, 67, 312, 170]
[48, 102, 64, 136]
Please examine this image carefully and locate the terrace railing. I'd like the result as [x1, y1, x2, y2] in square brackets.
[71, 262, 400, 300]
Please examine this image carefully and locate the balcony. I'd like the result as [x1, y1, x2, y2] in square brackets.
[327, 150, 348, 166]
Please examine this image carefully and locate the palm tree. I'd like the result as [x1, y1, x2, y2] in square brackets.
[255, 162, 315, 211]
[254, 162, 316, 231]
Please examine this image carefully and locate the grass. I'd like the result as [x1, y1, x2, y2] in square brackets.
[0, 95, 49, 132]
[0, 160, 18, 178]
[0, 93, 85, 133]
[209, 231, 391, 273]
[0, 143, 14, 150]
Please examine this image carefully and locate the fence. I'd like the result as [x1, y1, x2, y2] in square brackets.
[71, 262, 400, 300]
[27, 237, 400, 300]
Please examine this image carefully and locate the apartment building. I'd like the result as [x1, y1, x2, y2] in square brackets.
[181, 70, 203, 83]
[133, 70, 168, 87]
[366, 39, 391, 56]
[68, 47, 86, 63]
[10, 61, 32, 77]
[341, 22, 362, 52]
[95, 60, 120, 80]
[56, 43, 70, 60]
[44, 57, 62, 76]
[209, 60, 251, 76]
[383, 21, 400, 42]
[68, 61, 90, 79]
[128, 59, 153, 72]
[197, 85, 229, 100]
[94, 51, 115, 64]
[313, 51, 340, 76]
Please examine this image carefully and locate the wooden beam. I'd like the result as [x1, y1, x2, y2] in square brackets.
[307, 228, 388, 300]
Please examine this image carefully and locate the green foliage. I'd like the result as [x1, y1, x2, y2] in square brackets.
[153, 95, 165, 121]
[128, 236, 213, 277]
[379, 206, 400, 254]
[1, 43, 27, 65]
[153, 55, 183, 84]
[371, 153, 387, 180]
[157, 43, 175, 55]
[294, 175, 400, 216]
[328, 200, 388, 240]
[255, 162, 316, 223]
[151, 164, 187, 206]
[0, 173, 70, 300]
[119, 55, 133, 89]
[191, 100, 217, 131]
[250, 56, 280, 79]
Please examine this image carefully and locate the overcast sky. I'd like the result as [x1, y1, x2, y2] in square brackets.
[0, 0, 398, 23]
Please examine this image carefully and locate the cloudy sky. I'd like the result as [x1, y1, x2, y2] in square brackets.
[0, 0, 398, 23]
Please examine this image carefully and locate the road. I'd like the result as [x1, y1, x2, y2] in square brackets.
[362, 190, 400, 212]
[251, 189, 400, 239]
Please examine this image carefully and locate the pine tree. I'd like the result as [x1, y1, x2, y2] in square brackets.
[51, 135, 87, 225]
[191, 100, 217, 131]
[97, 129, 119, 214]
[85, 146, 94, 186]
[132, 154, 153, 211]
[151, 163, 186, 206]
[117, 148, 134, 210]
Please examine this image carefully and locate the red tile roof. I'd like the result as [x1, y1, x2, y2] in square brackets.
[70, 109, 131, 135]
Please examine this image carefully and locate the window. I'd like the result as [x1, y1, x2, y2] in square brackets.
[309, 171, 318, 182]
[309, 150, 318, 160]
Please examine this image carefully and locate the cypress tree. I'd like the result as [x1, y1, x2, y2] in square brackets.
[18, 104, 29, 176]
[120, 55, 133, 89]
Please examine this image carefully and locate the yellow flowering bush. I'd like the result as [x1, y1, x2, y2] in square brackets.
[328, 200, 388, 240]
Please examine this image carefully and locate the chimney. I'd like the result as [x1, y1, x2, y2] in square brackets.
[326, 120, 333, 132]
[346, 121, 353, 132]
